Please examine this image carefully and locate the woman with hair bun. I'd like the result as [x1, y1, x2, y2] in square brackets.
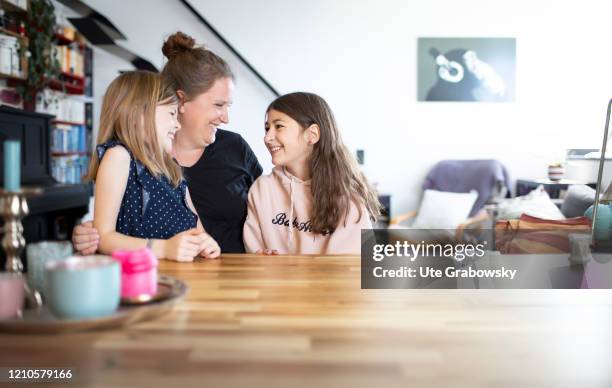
[73, 31, 262, 255]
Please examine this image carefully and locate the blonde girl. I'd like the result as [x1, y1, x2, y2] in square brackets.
[89, 71, 220, 261]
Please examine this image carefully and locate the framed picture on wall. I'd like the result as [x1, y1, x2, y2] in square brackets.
[417, 37, 516, 102]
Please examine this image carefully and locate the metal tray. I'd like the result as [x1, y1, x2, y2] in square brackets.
[120, 279, 175, 305]
[0, 275, 188, 334]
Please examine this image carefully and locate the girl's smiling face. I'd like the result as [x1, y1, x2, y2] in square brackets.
[264, 109, 318, 177]
[155, 101, 181, 154]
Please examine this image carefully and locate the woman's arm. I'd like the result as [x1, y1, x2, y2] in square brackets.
[72, 221, 99, 255]
[186, 187, 221, 259]
[93, 146, 202, 261]
[185, 187, 204, 232]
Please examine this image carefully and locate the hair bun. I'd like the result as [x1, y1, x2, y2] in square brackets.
[162, 31, 196, 59]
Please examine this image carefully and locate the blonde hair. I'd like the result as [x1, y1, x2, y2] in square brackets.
[87, 71, 182, 186]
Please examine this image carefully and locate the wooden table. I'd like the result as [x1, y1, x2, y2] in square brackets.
[1, 254, 612, 387]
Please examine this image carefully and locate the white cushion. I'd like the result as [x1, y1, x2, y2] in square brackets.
[412, 189, 478, 229]
[497, 185, 565, 220]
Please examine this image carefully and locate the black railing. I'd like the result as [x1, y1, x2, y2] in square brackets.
[179, 0, 280, 97]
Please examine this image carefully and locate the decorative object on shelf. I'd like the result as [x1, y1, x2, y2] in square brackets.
[547, 162, 565, 181]
[17, 0, 60, 105]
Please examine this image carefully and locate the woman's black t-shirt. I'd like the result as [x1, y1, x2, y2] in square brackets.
[183, 129, 262, 253]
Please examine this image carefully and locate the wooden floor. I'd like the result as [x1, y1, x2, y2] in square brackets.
[1, 254, 612, 387]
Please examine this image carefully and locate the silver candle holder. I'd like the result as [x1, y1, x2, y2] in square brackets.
[0, 188, 43, 307]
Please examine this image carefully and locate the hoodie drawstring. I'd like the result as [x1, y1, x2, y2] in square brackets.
[288, 173, 295, 250]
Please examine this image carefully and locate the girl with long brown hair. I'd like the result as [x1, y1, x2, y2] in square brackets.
[90, 71, 220, 261]
[243, 92, 381, 254]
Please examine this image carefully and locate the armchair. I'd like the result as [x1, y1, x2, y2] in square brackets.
[390, 159, 510, 239]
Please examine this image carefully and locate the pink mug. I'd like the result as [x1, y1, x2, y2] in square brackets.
[112, 248, 158, 299]
[0, 273, 24, 319]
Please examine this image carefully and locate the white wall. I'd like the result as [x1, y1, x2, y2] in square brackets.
[82, 0, 612, 217]
[90, 48, 134, 140]
[186, 0, 612, 215]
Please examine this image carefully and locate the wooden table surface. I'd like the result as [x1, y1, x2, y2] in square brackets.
[1, 254, 612, 388]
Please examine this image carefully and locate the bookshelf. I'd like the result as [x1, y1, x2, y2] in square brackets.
[0, 2, 92, 257]
[0, 6, 29, 81]
[0, 1, 94, 185]
[37, 25, 93, 185]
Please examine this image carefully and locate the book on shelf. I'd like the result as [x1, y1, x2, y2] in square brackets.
[0, 33, 22, 78]
[51, 123, 88, 154]
[36, 89, 86, 122]
[51, 154, 89, 184]
[53, 43, 84, 78]
[51, 124, 90, 185]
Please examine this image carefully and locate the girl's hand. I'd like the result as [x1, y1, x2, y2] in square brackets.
[158, 229, 203, 262]
[72, 221, 100, 255]
[198, 233, 221, 259]
[256, 249, 279, 255]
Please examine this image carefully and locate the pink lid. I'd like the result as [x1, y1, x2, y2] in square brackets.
[112, 248, 158, 274]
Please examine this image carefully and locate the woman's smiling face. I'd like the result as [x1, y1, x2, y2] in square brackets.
[177, 77, 234, 147]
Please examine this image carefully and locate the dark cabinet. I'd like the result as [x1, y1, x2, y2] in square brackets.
[0, 106, 52, 185]
[0, 106, 91, 269]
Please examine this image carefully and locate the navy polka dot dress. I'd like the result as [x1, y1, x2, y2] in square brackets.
[97, 141, 197, 239]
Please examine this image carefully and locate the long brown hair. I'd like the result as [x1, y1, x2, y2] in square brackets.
[267, 92, 381, 234]
[161, 31, 234, 100]
[87, 71, 182, 186]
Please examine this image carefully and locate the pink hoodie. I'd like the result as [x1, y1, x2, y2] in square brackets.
[243, 167, 372, 255]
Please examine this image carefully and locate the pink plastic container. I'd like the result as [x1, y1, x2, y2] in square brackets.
[112, 248, 158, 299]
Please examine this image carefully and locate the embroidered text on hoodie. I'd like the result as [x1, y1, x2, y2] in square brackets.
[243, 167, 372, 255]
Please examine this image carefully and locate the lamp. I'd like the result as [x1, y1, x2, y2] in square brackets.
[591, 99, 612, 246]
